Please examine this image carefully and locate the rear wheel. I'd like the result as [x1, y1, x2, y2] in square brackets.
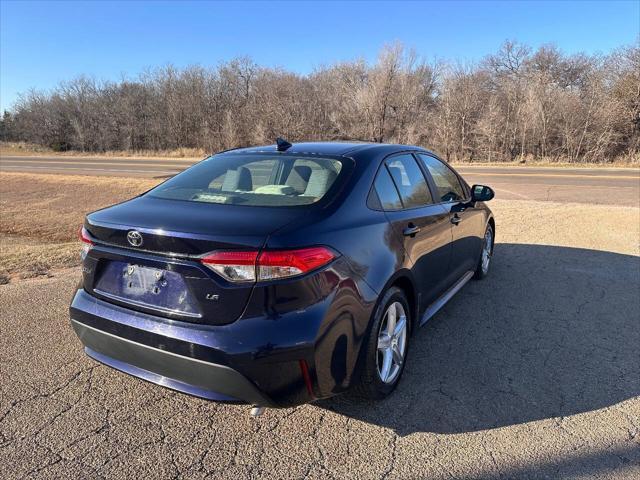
[473, 224, 494, 280]
[354, 287, 410, 400]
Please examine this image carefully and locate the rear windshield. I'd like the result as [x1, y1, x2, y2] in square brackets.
[147, 154, 344, 207]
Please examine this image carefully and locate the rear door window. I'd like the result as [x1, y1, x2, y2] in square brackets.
[372, 167, 403, 211]
[385, 154, 433, 208]
[417, 154, 466, 203]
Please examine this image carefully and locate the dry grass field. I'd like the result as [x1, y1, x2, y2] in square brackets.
[0, 142, 207, 160]
[0, 173, 159, 282]
[2, 142, 638, 167]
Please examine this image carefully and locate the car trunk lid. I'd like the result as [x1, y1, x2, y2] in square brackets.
[82, 196, 304, 325]
[86, 195, 300, 254]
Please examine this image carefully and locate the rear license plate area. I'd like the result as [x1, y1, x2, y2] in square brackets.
[94, 261, 201, 318]
[122, 264, 165, 295]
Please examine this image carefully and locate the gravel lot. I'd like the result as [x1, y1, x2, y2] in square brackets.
[1, 198, 639, 479]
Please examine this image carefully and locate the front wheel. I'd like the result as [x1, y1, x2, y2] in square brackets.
[473, 224, 494, 280]
[354, 287, 410, 400]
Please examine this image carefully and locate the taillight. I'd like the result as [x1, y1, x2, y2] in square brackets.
[201, 250, 259, 282]
[257, 247, 335, 281]
[79, 226, 94, 258]
[201, 247, 336, 282]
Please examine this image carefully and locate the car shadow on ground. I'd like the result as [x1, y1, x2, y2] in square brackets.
[317, 243, 640, 435]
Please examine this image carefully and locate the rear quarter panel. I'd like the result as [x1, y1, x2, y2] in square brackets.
[264, 148, 418, 393]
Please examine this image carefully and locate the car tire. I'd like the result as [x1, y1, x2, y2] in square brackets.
[473, 223, 494, 280]
[354, 286, 411, 400]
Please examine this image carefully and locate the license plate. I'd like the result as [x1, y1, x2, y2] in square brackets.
[122, 264, 167, 295]
[94, 261, 201, 317]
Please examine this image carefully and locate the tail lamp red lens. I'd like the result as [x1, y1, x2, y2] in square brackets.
[298, 359, 315, 399]
[79, 226, 93, 245]
[79, 226, 94, 258]
[258, 247, 335, 280]
[201, 247, 335, 282]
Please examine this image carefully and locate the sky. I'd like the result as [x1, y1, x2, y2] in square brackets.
[1, 0, 638, 112]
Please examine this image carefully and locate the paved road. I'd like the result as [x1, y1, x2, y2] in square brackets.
[0, 155, 194, 177]
[2, 154, 639, 206]
[460, 166, 640, 206]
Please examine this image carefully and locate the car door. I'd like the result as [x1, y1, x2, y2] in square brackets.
[371, 153, 453, 310]
[416, 153, 485, 281]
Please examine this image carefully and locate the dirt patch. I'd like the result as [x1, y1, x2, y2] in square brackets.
[0, 173, 157, 282]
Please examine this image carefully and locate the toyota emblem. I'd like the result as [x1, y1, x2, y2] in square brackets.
[127, 230, 143, 247]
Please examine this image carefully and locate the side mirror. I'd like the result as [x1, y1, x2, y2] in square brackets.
[471, 184, 495, 202]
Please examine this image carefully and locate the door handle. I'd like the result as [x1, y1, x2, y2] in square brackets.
[451, 214, 461, 225]
[403, 224, 421, 237]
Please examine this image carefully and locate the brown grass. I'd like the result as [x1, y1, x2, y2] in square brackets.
[0, 236, 77, 282]
[3, 141, 638, 166]
[0, 141, 54, 156]
[0, 172, 157, 282]
[0, 141, 206, 160]
[451, 152, 640, 168]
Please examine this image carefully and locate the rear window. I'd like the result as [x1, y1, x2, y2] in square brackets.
[148, 154, 343, 207]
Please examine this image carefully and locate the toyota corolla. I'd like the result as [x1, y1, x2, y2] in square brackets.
[70, 140, 495, 411]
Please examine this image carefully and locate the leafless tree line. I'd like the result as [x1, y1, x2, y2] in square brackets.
[2, 41, 638, 162]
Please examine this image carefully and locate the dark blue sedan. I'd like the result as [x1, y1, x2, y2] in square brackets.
[70, 140, 495, 411]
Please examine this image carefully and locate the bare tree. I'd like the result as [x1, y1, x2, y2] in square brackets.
[3, 41, 638, 163]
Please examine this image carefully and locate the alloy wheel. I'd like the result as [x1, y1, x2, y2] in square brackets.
[376, 301, 408, 384]
[481, 227, 493, 274]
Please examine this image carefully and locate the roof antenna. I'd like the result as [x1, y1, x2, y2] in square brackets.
[276, 137, 292, 152]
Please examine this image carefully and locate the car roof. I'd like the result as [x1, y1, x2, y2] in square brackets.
[222, 141, 434, 157]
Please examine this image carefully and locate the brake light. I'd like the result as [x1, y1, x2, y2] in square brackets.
[201, 247, 335, 282]
[79, 226, 94, 258]
[257, 247, 335, 281]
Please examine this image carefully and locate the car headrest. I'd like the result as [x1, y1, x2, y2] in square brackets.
[285, 165, 313, 194]
[221, 166, 253, 191]
[304, 169, 337, 198]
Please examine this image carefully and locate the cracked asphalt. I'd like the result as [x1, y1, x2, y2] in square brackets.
[1, 199, 639, 479]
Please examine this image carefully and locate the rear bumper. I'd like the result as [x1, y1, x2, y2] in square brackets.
[69, 254, 379, 407]
[71, 319, 274, 406]
[69, 287, 317, 407]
